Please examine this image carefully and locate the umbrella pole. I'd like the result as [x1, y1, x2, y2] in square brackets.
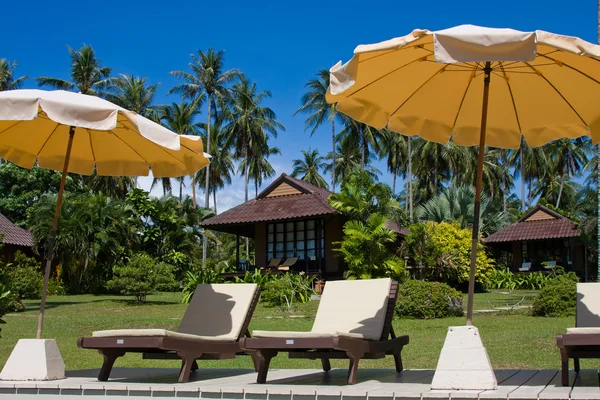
[466, 62, 492, 326]
[36, 126, 75, 339]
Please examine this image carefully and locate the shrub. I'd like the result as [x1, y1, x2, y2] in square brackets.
[107, 253, 177, 302]
[395, 280, 464, 319]
[234, 269, 278, 290]
[532, 273, 578, 317]
[181, 262, 227, 304]
[6, 252, 44, 299]
[262, 273, 315, 309]
[487, 265, 568, 291]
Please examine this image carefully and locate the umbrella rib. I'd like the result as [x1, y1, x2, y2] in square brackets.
[36, 124, 62, 158]
[86, 129, 97, 168]
[0, 120, 24, 137]
[537, 53, 600, 86]
[498, 62, 523, 133]
[106, 131, 160, 177]
[451, 68, 477, 129]
[357, 42, 434, 65]
[389, 64, 449, 119]
[523, 61, 588, 126]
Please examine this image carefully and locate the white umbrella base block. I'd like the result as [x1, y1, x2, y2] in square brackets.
[430, 325, 497, 390]
[0, 339, 65, 380]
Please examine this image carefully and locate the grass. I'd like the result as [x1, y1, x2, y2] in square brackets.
[0, 290, 595, 372]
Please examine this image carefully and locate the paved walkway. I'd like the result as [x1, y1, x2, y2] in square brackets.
[0, 368, 597, 399]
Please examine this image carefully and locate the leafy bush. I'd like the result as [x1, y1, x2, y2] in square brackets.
[395, 280, 464, 319]
[5, 252, 44, 299]
[107, 253, 177, 302]
[47, 277, 66, 296]
[488, 266, 568, 291]
[401, 222, 494, 287]
[181, 261, 228, 304]
[234, 269, 278, 290]
[262, 272, 315, 309]
[532, 273, 578, 317]
[0, 288, 12, 337]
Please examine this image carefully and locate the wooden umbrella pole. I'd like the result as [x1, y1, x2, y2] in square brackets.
[466, 62, 492, 326]
[36, 126, 76, 339]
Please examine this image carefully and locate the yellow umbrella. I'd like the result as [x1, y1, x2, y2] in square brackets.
[326, 25, 600, 324]
[0, 89, 210, 338]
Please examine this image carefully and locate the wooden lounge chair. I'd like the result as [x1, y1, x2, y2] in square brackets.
[77, 283, 260, 383]
[518, 262, 532, 272]
[556, 282, 600, 386]
[240, 278, 409, 385]
[277, 256, 299, 271]
[267, 258, 282, 268]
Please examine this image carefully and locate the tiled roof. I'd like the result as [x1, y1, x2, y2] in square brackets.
[0, 213, 33, 247]
[384, 220, 411, 236]
[201, 174, 338, 227]
[484, 205, 579, 243]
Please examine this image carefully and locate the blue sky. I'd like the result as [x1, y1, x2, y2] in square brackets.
[1, 0, 597, 211]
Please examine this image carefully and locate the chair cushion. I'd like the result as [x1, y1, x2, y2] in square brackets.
[576, 283, 600, 328]
[91, 329, 232, 342]
[251, 330, 366, 339]
[311, 278, 392, 340]
[566, 327, 600, 334]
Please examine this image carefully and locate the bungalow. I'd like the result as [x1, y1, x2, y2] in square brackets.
[484, 205, 587, 279]
[200, 173, 408, 279]
[0, 213, 34, 262]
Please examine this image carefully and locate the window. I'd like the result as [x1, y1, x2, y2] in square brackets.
[522, 241, 528, 262]
[266, 218, 325, 264]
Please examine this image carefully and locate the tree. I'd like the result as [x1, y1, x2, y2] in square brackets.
[0, 59, 27, 91]
[239, 140, 281, 197]
[545, 138, 589, 209]
[169, 48, 239, 263]
[36, 44, 116, 95]
[325, 134, 380, 183]
[104, 74, 159, 117]
[295, 69, 342, 191]
[85, 173, 134, 200]
[411, 139, 462, 202]
[509, 138, 549, 211]
[338, 120, 383, 169]
[378, 130, 407, 195]
[291, 148, 328, 189]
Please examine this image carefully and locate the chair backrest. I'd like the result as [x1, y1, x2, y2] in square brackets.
[521, 262, 531, 270]
[311, 278, 393, 340]
[576, 283, 600, 328]
[267, 258, 282, 268]
[545, 261, 557, 266]
[281, 256, 299, 267]
[177, 283, 259, 341]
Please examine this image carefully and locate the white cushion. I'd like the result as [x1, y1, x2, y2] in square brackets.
[92, 329, 232, 342]
[567, 327, 600, 334]
[576, 283, 600, 328]
[251, 330, 366, 339]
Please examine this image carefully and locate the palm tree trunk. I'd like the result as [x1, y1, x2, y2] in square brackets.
[213, 190, 217, 214]
[556, 169, 565, 208]
[408, 136, 413, 222]
[331, 119, 336, 192]
[245, 163, 250, 259]
[502, 172, 507, 213]
[361, 125, 366, 169]
[192, 179, 197, 208]
[202, 96, 212, 265]
[255, 180, 259, 198]
[179, 178, 183, 201]
[392, 171, 397, 195]
[521, 147, 526, 212]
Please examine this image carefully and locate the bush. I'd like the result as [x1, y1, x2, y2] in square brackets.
[107, 253, 177, 302]
[395, 279, 464, 319]
[234, 269, 279, 290]
[181, 262, 227, 304]
[6, 252, 44, 299]
[262, 273, 315, 310]
[531, 273, 578, 317]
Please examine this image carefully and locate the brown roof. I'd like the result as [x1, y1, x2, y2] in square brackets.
[200, 174, 338, 235]
[0, 213, 33, 247]
[484, 205, 580, 243]
[384, 220, 411, 236]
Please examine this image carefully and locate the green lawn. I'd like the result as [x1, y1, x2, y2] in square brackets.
[0, 291, 593, 372]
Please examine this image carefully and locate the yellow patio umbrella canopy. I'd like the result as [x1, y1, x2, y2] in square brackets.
[0, 89, 210, 338]
[326, 25, 600, 324]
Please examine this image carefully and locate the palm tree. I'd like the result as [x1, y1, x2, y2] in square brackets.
[0, 59, 28, 91]
[156, 101, 201, 199]
[194, 121, 235, 214]
[545, 138, 589, 208]
[530, 174, 581, 212]
[378, 130, 407, 195]
[295, 69, 342, 191]
[291, 148, 328, 189]
[509, 138, 549, 211]
[104, 74, 159, 117]
[325, 134, 380, 184]
[85, 173, 134, 200]
[338, 120, 383, 169]
[36, 44, 116, 95]
[411, 139, 461, 202]
[239, 141, 281, 198]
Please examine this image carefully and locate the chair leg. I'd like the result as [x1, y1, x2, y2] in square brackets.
[177, 352, 202, 383]
[248, 351, 260, 372]
[255, 350, 278, 384]
[559, 348, 569, 386]
[346, 351, 365, 385]
[321, 358, 331, 372]
[392, 350, 403, 373]
[574, 358, 580, 372]
[97, 350, 125, 381]
[190, 360, 199, 372]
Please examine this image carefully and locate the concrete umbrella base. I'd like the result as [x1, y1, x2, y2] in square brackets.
[430, 326, 497, 390]
[0, 339, 65, 380]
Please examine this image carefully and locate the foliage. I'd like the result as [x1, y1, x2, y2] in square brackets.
[4, 252, 43, 299]
[291, 148, 329, 189]
[261, 272, 315, 310]
[334, 214, 406, 281]
[181, 260, 231, 304]
[0, 59, 28, 91]
[0, 288, 12, 337]
[107, 253, 177, 302]
[395, 280, 464, 319]
[401, 222, 494, 287]
[531, 272, 579, 317]
[234, 269, 278, 290]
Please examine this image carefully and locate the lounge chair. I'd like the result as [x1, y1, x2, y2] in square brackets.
[77, 283, 260, 383]
[266, 258, 282, 269]
[518, 262, 532, 272]
[543, 260, 557, 270]
[277, 256, 299, 271]
[240, 278, 409, 385]
[556, 282, 600, 386]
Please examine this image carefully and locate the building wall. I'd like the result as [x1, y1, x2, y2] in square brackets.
[512, 241, 522, 269]
[254, 223, 266, 267]
[325, 215, 346, 275]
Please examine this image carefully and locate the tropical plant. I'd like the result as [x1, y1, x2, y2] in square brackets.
[104, 74, 159, 117]
[36, 44, 116, 95]
[379, 130, 408, 195]
[411, 139, 463, 202]
[295, 69, 343, 190]
[334, 213, 406, 281]
[85, 173, 134, 200]
[0, 288, 12, 337]
[234, 269, 278, 290]
[531, 272, 579, 317]
[238, 138, 280, 197]
[0, 59, 27, 91]
[181, 261, 228, 303]
[291, 148, 328, 189]
[338, 120, 383, 169]
[262, 272, 315, 310]
[509, 138, 549, 211]
[107, 252, 177, 302]
[325, 134, 380, 183]
[395, 280, 464, 319]
[544, 138, 590, 209]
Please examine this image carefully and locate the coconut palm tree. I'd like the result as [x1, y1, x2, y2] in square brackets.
[545, 138, 590, 209]
[104, 74, 159, 118]
[509, 138, 549, 211]
[36, 44, 116, 95]
[338, 120, 383, 169]
[239, 140, 281, 198]
[295, 69, 342, 191]
[411, 139, 462, 202]
[291, 148, 328, 189]
[325, 134, 380, 184]
[156, 101, 201, 199]
[194, 121, 235, 214]
[0, 59, 28, 91]
[378, 130, 407, 195]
